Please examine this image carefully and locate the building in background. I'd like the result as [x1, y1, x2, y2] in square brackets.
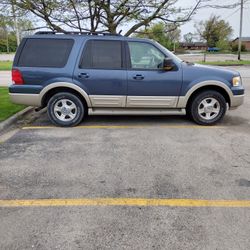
[232, 37, 250, 51]
[179, 42, 207, 51]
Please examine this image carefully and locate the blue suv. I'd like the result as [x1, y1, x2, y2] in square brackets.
[9, 32, 244, 126]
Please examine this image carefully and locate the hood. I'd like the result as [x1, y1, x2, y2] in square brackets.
[191, 63, 239, 76]
[181, 62, 240, 86]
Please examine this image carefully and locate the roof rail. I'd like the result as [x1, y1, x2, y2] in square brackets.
[35, 31, 122, 36]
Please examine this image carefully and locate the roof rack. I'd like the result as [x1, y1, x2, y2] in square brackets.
[35, 31, 122, 36]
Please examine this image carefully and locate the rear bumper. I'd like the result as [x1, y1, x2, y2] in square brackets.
[9, 93, 41, 106]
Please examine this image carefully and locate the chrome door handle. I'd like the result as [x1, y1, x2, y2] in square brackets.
[78, 72, 89, 79]
[133, 74, 144, 80]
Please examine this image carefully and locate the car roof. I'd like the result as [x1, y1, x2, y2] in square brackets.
[24, 32, 152, 43]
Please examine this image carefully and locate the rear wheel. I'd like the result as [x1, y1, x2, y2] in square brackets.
[188, 90, 227, 125]
[47, 92, 84, 127]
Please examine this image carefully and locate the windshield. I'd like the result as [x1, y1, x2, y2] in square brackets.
[153, 41, 182, 64]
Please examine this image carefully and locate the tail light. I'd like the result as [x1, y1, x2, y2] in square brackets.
[12, 69, 24, 85]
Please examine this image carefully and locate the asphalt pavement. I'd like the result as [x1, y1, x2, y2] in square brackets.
[0, 66, 249, 249]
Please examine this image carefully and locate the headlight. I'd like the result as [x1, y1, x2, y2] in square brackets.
[232, 76, 241, 87]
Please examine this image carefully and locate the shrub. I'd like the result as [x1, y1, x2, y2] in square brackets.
[231, 43, 246, 52]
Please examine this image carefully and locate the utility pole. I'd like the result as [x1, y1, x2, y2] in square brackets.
[6, 31, 9, 53]
[238, 0, 243, 60]
[11, 1, 20, 46]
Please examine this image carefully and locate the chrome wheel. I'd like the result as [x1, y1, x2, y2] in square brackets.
[54, 99, 77, 122]
[198, 97, 221, 120]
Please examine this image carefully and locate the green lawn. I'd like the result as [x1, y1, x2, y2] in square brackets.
[0, 61, 13, 70]
[0, 87, 26, 122]
[197, 60, 250, 66]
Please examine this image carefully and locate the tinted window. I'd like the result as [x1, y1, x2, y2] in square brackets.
[80, 40, 122, 69]
[18, 38, 74, 67]
[128, 42, 165, 69]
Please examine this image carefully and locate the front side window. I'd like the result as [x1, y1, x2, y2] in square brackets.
[128, 42, 165, 70]
[18, 38, 74, 68]
[80, 40, 123, 69]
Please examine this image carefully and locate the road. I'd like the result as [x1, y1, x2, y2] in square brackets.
[0, 71, 11, 87]
[178, 53, 250, 62]
[0, 54, 14, 61]
[0, 66, 249, 249]
[1, 53, 250, 63]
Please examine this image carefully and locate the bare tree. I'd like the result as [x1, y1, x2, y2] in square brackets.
[0, 0, 202, 35]
[1, 0, 247, 36]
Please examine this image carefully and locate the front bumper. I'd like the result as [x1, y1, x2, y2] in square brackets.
[230, 94, 244, 109]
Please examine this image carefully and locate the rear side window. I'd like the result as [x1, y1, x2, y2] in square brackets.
[18, 38, 74, 67]
[80, 40, 123, 69]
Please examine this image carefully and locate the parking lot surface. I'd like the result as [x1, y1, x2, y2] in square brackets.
[0, 66, 250, 249]
[178, 53, 250, 63]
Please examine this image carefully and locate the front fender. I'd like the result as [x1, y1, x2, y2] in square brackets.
[177, 80, 234, 108]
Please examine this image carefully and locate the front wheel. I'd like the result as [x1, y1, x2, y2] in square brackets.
[188, 90, 227, 125]
[47, 92, 85, 127]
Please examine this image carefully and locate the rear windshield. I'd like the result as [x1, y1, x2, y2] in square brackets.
[17, 38, 74, 68]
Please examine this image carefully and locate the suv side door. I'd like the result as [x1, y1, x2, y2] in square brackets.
[126, 41, 182, 108]
[73, 39, 127, 107]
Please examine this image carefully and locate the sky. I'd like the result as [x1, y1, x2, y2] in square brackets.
[177, 0, 250, 40]
[26, 0, 250, 41]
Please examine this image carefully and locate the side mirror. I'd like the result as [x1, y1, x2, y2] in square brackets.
[162, 58, 174, 71]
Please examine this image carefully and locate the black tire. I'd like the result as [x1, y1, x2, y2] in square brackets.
[188, 90, 227, 125]
[47, 92, 85, 127]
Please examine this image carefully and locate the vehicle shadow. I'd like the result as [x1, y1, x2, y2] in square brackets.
[32, 111, 193, 127]
[29, 109, 250, 128]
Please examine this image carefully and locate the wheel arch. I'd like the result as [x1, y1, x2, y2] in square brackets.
[39, 82, 91, 108]
[178, 81, 233, 108]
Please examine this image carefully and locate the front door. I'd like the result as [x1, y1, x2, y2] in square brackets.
[74, 39, 127, 107]
[126, 41, 182, 108]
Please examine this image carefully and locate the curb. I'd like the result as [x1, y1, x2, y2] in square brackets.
[0, 106, 34, 131]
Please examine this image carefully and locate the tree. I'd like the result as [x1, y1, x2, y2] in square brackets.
[0, 0, 244, 38]
[215, 40, 230, 51]
[196, 15, 233, 48]
[135, 22, 180, 50]
[0, 12, 33, 52]
[183, 32, 195, 43]
[1, 0, 236, 36]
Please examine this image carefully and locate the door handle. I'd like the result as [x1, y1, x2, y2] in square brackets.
[133, 74, 144, 80]
[78, 72, 89, 79]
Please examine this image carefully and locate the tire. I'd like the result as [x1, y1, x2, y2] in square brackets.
[188, 90, 227, 125]
[47, 92, 85, 127]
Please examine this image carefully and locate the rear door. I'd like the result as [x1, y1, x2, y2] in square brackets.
[74, 39, 127, 108]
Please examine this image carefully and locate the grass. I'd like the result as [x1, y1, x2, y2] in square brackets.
[0, 61, 12, 70]
[0, 87, 26, 122]
[197, 60, 250, 66]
